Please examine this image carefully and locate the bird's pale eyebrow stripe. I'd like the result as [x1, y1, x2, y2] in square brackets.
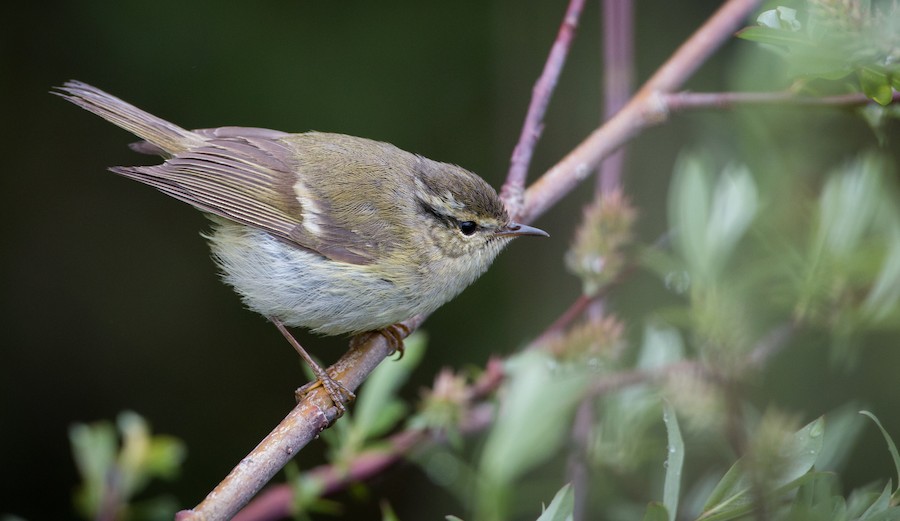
[443, 191, 466, 210]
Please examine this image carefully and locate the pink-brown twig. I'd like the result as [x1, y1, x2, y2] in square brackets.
[177, 316, 424, 521]
[662, 89, 900, 110]
[502, 0, 586, 220]
[522, 0, 764, 225]
[598, 0, 635, 194]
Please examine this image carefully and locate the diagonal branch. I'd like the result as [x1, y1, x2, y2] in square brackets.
[233, 359, 506, 521]
[177, 316, 424, 521]
[662, 89, 900, 110]
[520, 0, 763, 224]
[501, 0, 587, 218]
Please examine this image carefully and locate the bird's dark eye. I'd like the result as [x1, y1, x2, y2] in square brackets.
[459, 221, 478, 236]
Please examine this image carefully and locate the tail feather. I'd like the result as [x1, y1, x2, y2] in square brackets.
[54, 80, 204, 157]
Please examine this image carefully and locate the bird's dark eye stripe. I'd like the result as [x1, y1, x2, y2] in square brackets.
[418, 201, 480, 236]
[419, 201, 453, 224]
[459, 221, 477, 235]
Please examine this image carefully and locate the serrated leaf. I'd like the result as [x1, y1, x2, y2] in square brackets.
[535, 484, 574, 521]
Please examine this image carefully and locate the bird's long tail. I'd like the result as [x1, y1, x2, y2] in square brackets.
[54, 80, 203, 156]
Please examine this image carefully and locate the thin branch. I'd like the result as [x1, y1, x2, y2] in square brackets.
[532, 259, 639, 349]
[234, 405, 497, 521]
[521, 0, 763, 224]
[747, 320, 799, 368]
[598, 0, 635, 194]
[567, 399, 595, 521]
[235, 363, 505, 520]
[501, 0, 586, 218]
[571, 3, 635, 516]
[662, 89, 900, 110]
[531, 294, 594, 348]
[232, 429, 424, 521]
[177, 316, 424, 521]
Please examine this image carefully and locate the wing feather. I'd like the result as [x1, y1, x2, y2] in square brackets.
[113, 135, 376, 265]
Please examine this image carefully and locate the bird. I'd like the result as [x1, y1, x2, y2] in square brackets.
[55, 80, 548, 411]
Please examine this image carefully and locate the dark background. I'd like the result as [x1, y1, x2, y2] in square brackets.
[2, 1, 898, 520]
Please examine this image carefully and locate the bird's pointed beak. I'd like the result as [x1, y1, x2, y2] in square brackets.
[496, 222, 549, 238]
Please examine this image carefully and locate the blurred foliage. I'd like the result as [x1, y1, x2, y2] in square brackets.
[738, 0, 900, 104]
[566, 189, 638, 294]
[321, 333, 428, 472]
[4, 1, 900, 520]
[69, 411, 185, 521]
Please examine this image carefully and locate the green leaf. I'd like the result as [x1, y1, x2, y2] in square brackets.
[480, 351, 588, 485]
[860, 411, 900, 494]
[642, 502, 670, 521]
[69, 420, 118, 518]
[863, 509, 900, 521]
[381, 500, 401, 521]
[117, 411, 186, 496]
[535, 484, 574, 521]
[290, 474, 342, 516]
[817, 404, 867, 472]
[700, 471, 821, 521]
[706, 165, 758, 272]
[848, 482, 889, 517]
[789, 471, 844, 519]
[817, 159, 883, 259]
[670, 154, 712, 278]
[354, 332, 427, 440]
[859, 67, 895, 106]
[863, 232, 900, 321]
[700, 417, 825, 520]
[859, 481, 893, 520]
[669, 155, 757, 282]
[736, 26, 811, 47]
[780, 417, 826, 485]
[68, 412, 185, 520]
[662, 404, 684, 521]
[700, 460, 749, 519]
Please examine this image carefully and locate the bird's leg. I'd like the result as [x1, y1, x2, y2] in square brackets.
[271, 317, 354, 414]
[350, 323, 412, 359]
